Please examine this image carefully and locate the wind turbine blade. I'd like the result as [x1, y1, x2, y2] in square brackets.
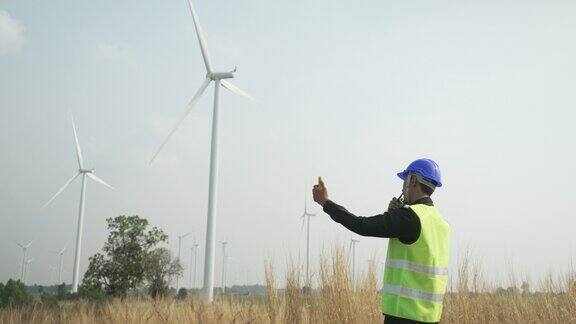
[87, 173, 114, 189]
[42, 173, 81, 208]
[300, 215, 305, 231]
[14, 241, 24, 249]
[25, 240, 35, 249]
[149, 77, 212, 164]
[186, 0, 213, 73]
[70, 115, 84, 169]
[179, 231, 192, 239]
[221, 80, 255, 101]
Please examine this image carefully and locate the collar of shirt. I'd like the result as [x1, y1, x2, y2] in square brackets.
[410, 196, 434, 206]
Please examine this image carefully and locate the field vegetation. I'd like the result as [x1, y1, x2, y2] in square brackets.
[1, 245, 574, 323]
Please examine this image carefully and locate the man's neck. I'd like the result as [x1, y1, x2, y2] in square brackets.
[409, 194, 430, 205]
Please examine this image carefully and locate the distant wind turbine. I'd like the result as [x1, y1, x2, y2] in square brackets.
[176, 231, 193, 290]
[49, 265, 58, 284]
[244, 269, 250, 286]
[50, 245, 67, 284]
[220, 240, 228, 294]
[149, 0, 255, 303]
[349, 238, 360, 283]
[24, 258, 34, 285]
[14, 240, 34, 282]
[42, 115, 114, 293]
[300, 192, 316, 288]
[190, 242, 200, 289]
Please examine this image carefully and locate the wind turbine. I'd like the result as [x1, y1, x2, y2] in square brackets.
[50, 245, 67, 284]
[190, 242, 200, 289]
[219, 240, 228, 294]
[176, 231, 192, 290]
[149, 0, 255, 302]
[243, 269, 250, 287]
[49, 265, 58, 284]
[23, 258, 34, 285]
[349, 238, 360, 284]
[14, 240, 34, 282]
[42, 116, 114, 293]
[300, 193, 316, 288]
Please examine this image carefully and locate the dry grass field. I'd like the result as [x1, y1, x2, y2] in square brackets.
[1, 247, 574, 323]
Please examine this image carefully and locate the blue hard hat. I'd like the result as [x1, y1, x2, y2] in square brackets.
[397, 158, 443, 188]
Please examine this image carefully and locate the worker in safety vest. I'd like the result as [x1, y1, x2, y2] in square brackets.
[312, 158, 450, 324]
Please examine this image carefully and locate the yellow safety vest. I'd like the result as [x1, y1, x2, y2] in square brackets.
[381, 204, 451, 323]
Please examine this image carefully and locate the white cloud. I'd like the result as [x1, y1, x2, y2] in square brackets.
[0, 10, 25, 55]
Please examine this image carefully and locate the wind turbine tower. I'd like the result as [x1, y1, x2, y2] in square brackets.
[190, 242, 200, 289]
[14, 240, 34, 282]
[176, 231, 192, 290]
[43, 116, 114, 293]
[23, 258, 34, 285]
[300, 193, 316, 288]
[349, 238, 360, 284]
[220, 241, 228, 294]
[50, 245, 67, 284]
[149, 0, 255, 302]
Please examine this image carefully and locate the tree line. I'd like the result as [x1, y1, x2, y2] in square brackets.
[1, 215, 184, 307]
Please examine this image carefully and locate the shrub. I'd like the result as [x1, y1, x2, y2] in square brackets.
[0, 279, 32, 308]
[177, 287, 188, 300]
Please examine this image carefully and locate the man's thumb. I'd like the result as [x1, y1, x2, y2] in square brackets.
[318, 176, 325, 187]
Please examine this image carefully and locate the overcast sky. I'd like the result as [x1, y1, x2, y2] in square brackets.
[1, 0, 575, 289]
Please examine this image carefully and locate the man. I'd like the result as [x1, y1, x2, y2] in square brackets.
[312, 158, 451, 324]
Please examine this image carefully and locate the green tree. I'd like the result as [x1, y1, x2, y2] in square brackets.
[81, 215, 169, 298]
[0, 279, 32, 308]
[77, 282, 106, 301]
[56, 282, 68, 300]
[145, 247, 183, 299]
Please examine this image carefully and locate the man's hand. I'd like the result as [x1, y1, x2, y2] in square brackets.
[388, 197, 404, 211]
[313, 176, 329, 206]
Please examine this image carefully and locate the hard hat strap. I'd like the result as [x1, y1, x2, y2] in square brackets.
[408, 172, 436, 190]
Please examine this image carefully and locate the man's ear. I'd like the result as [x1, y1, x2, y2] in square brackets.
[409, 175, 418, 187]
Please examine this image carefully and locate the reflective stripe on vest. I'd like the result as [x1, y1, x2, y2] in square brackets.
[385, 259, 449, 276]
[382, 284, 445, 303]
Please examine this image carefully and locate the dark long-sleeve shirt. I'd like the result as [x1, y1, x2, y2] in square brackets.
[323, 196, 437, 324]
[323, 196, 433, 244]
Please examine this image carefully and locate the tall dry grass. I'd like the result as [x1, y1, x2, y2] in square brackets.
[1, 245, 575, 323]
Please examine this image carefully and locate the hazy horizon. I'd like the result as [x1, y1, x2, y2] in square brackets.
[2, 0, 576, 289]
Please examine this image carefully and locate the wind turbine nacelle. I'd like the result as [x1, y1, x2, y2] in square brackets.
[209, 72, 235, 80]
